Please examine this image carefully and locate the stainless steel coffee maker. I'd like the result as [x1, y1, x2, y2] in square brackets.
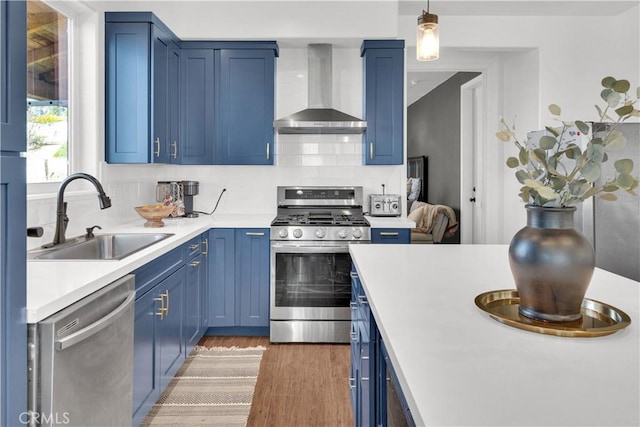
[156, 181, 199, 218]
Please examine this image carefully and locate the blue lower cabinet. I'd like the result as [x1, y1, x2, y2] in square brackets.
[206, 228, 270, 334]
[208, 228, 236, 327]
[133, 233, 212, 425]
[352, 263, 413, 427]
[185, 253, 205, 355]
[371, 228, 411, 244]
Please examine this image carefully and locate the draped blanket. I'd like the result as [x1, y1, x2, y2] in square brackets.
[409, 202, 458, 237]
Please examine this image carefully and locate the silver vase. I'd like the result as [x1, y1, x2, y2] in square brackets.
[508, 205, 595, 323]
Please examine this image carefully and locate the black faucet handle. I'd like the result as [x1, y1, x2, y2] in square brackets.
[85, 225, 102, 239]
[27, 227, 44, 238]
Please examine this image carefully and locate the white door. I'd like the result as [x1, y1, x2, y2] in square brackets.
[460, 75, 485, 244]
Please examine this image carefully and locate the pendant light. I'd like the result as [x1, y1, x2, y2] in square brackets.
[416, 0, 439, 61]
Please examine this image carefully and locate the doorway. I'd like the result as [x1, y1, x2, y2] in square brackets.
[460, 75, 485, 243]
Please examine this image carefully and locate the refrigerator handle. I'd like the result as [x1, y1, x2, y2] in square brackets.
[54, 290, 135, 351]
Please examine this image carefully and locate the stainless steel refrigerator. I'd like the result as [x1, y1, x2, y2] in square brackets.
[584, 122, 640, 281]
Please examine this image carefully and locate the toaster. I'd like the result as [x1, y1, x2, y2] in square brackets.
[369, 194, 402, 217]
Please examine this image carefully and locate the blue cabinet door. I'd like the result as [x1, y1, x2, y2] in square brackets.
[361, 41, 404, 165]
[105, 22, 151, 163]
[0, 156, 26, 426]
[180, 49, 215, 165]
[236, 229, 270, 327]
[201, 235, 209, 329]
[157, 267, 186, 390]
[185, 253, 204, 355]
[0, 0, 27, 151]
[132, 286, 160, 426]
[208, 229, 236, 327]
[0, 0, 26, 152]
[217, 49, 275, 165]
[152, 26, 171, 164]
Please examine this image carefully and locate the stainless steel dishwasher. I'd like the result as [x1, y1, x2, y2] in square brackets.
[28, 274, 135, 427]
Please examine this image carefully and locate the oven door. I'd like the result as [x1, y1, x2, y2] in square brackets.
[270, 242, 357, 321]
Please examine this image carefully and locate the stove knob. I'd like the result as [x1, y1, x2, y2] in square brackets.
[375, 203, 382, 209]
[337, 229, 348, 239]
[391, 202, 398, 210]
[353, 229, 363, 239]
[315, 228, 326, 239]
[278, 228, 288, 238]
[293, 228, 303, 239]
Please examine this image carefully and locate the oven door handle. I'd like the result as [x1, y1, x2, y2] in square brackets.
[270, 243, 353, 254]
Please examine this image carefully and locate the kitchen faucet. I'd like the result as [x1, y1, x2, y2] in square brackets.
[45, 173, 112, 247]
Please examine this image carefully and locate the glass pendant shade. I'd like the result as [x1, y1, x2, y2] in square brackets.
[417, 12, 439, 61]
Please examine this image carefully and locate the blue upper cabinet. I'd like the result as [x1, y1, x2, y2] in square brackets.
[0, 0, 26, 152]
[179, 49, 215, 165]
[217, 49, 275, 165]
[105, 13, 179, 164]
[360, 40, 405, 165]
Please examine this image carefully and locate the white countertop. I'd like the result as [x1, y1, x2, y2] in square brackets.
[27, 214, 273, 323]
[365, 216, 415, 228]
[350, 244, 639, 427]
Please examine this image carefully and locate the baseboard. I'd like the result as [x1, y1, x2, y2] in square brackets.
[204, 326, 269, 336]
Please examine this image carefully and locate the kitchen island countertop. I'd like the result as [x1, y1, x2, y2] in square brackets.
[27, 214, 273, 323]
[350, 244, 639, 427]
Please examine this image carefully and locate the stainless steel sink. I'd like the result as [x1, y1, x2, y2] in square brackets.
[28, 233, 174, 261]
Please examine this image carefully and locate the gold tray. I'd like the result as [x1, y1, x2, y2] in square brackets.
[475, 290, 631, 337]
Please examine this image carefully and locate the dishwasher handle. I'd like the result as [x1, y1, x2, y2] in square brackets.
[55, 290, 135, 351]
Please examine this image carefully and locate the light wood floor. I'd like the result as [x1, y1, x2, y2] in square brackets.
[198, 336, 353, 427]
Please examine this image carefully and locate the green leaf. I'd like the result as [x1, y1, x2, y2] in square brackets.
[607, 91, 621, 108]
[615, 105, 634, 117]
[580, 186, 599, 200]
[612, 79, 631, 93]
[601, 76, 616, 88]
[617, 173, 635, 189]
[614, 158, 634, 174]
[496, 130, 511, 142]
[537, 185, 559, 200]
[581, 162, 601, 182]
[532, 149, 548, 167]
[602, 184, 619, 192]
[515, 170, 529, 184]
[575, 120, 590, 135]
[548, 104, 562, 116]
[587, 143, 605, 162]
[540, 136, 557, 150]
[506, 157, 519, 168]
[605, 133, 627, 151]
[545, 126, 560, 137]
[599, 193, 618, 201]
[519, 148, 529, 165]
[601, 88, 613, 102]
[550, 177, 566, 190]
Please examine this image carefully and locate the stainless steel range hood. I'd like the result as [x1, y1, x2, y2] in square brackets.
[274, 44, 366, 134]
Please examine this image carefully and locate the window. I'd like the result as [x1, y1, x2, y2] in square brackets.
[26, 0, 70, 183]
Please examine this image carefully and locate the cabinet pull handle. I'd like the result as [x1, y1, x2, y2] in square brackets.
[154, 137, 160, 157]
[190, 260, 201, 267]
[171, 141, 178, 158]
[369, 142, 374, 159]
[202, 238, 208, 256]
[154, 295, 165, 319]
[164, 290, 169, 313]
[349, 378, 356, 389]
[358, 295, 368, 304]
[266, 143, 270, 160]
[379, 232, 400, 236]
[245, 232, 265, 236]
[189, 244, 200, 250]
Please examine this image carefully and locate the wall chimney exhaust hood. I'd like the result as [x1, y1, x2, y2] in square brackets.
[274, 44, 366, 134]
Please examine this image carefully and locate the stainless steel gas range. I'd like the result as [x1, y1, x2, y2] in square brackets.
[270, 186, 371, 343]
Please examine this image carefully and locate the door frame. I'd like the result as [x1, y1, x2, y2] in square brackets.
[460, 74, 485, 244]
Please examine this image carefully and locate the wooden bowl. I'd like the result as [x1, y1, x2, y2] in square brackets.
[134, 205, 175, 228]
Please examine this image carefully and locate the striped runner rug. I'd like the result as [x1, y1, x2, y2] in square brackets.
[142, 346, 266, 426]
